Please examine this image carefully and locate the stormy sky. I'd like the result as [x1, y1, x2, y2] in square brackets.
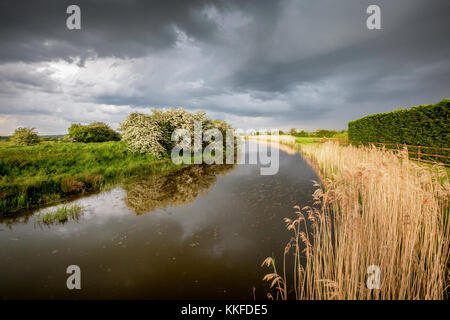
[0, 0, 449, 135]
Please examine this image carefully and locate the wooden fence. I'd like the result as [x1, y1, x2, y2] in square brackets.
[349, 141, 450, 167]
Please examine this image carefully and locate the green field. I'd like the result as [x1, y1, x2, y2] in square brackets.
[0, 141, 180, 216]
[294, 136, 350, 146]
[294, 137, 318, 144]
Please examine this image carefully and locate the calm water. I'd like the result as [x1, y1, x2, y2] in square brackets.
[0, 141, 319, 299]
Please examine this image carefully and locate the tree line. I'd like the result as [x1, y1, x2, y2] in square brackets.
[6, 108, 233, 159]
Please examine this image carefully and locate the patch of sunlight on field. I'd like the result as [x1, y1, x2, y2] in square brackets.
[294, 137, 317, 144]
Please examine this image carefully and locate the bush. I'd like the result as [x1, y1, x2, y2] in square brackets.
[67, 122, 120, 143]
[11, 127, 40, 146]
[119, 108, 232, 158]
[290, 130, 345, 138]
[348, 99, 449, 147]
[291, 130, 309, 137]
[118, 113, 166, 157]
[314, 129, 339, 138]
[211, 119, 233, 139]
[332, 131, 348, 140]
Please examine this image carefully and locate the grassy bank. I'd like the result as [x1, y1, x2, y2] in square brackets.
[0, 141, 180, 216]
[263, 142, 449, 299]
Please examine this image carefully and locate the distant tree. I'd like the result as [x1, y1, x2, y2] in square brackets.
[333, 131, 348, 140]
[289, 128, 297, 135]
[11, 127, 40, 146]
[294, 130, 310, 137]
[67, 122, 120, 143]
[314, 129, 339, 138]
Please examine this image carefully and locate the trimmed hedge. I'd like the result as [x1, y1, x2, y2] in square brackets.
[348, 99, 449, 148]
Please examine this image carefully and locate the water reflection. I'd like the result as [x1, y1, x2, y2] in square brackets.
[124, 164, 236, 214]
[0, 141, 320, 299]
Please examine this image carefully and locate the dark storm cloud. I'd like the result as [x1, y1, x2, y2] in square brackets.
[228, 0, 450, 92]
[0, 0, 285, 64]
[0, 0, 449, 134]
[0, 0, 224, 63]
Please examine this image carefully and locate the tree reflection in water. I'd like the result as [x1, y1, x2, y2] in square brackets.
[124, 164, 236, 214]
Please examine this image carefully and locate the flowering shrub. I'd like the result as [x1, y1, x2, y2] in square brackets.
[119, 108, 232, 158]
[211, 119, 234, 138]
[119, 113, 166, 157]
[11, 127, 40, 146]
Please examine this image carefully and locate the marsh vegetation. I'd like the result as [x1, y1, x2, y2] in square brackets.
[263, 142, 449, 299]
[36, 204, 82, 225]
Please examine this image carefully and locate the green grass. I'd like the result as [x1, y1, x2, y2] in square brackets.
[0, 141, 181, 216]
[294, 137, 349, 145]
[294, 137, 319, 145]
[36, 204, 82, 225]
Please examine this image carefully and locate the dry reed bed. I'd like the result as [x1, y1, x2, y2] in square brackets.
[263, 142, 449, 299]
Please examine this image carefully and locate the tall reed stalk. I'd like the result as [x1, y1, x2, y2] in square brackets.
[263, 142, 449, 299]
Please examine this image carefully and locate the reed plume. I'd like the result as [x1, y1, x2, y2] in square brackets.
[263, 142, 449, 299]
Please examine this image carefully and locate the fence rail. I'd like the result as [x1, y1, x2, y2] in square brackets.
[350, 141, 450, 167]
